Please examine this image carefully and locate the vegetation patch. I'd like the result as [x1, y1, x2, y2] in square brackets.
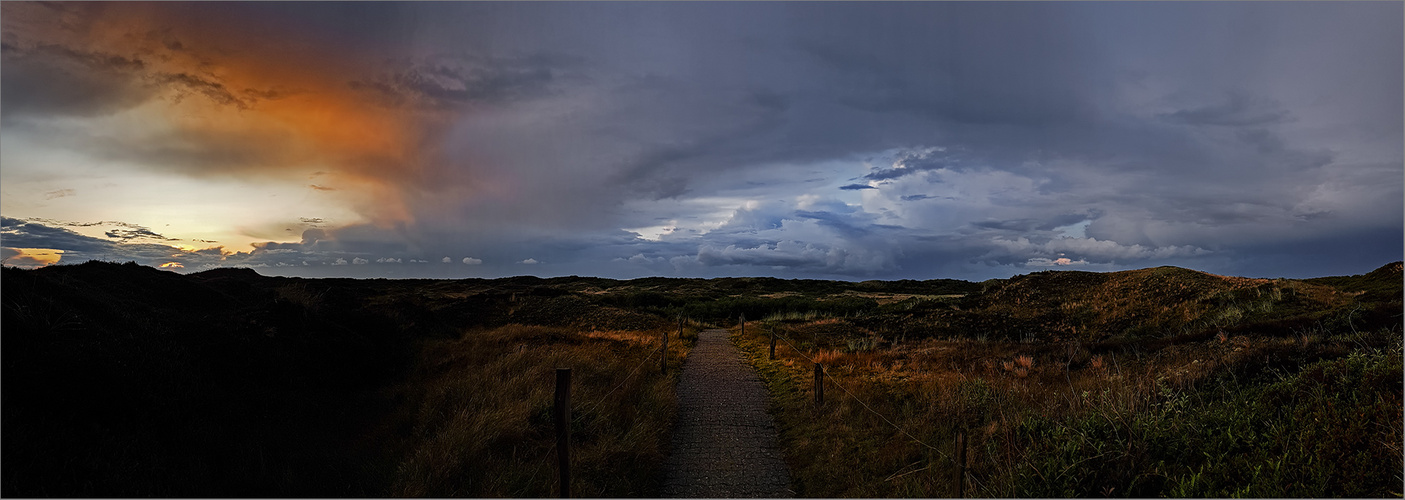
[1, 263, 694, 497]
[5, 260, 1398, 496]
[732, 262, 1402, 497]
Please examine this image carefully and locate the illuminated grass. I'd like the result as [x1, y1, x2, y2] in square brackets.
[736, 316, 1402, 497]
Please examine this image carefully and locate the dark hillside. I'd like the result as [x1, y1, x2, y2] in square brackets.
[885, 266, 1367, 342]
[3, 260, 1398, 496]
[2, 262, 418, 496]
[1, 263, 683, 496]
[1305, 261, 1403, 304]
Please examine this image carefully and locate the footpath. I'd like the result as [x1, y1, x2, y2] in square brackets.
[661, 328, 793, 498]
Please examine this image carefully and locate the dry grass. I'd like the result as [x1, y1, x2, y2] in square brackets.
[736, 317, 1402, 497]
[378, 324, 692, 497]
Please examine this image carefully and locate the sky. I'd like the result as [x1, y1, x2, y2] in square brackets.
[1, 2, 1400, 281]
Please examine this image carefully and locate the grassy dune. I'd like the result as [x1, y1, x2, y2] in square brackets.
[733, 263, 1403, 497]
[3, 260, 1398, 497]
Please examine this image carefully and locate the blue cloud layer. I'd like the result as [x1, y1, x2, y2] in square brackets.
[2, 2, 1400, 280]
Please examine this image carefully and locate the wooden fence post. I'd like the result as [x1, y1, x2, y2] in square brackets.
[662, 328, 668, 374]
[814, 362, 823, 406]
[555, 368, 571, 498]
[770, 329, 776, 360]
[740, 313, 745, 337]
[956, 430, 966, 498]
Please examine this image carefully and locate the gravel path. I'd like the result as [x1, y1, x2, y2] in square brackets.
[662, 328, 793, 498]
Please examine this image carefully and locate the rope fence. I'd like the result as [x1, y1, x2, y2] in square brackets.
[521, 325, 680, 496]
[521, 317, 971, 496]
[768, 329, 955, 462]
[742, 317, 983, 496]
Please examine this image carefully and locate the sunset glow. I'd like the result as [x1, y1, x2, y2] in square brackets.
[2, 248, 62, 267]
[2, 2, 1400, 280]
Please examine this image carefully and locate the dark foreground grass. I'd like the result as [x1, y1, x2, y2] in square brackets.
[378, 324, 695, 497]
[1009, 340, 1402, 497]
[736, 321, 1402, 497]
[2, 263, 697, 497]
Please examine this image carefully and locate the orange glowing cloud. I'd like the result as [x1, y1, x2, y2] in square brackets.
[2, 248, 64, 268]
[4, 2, 447, 228]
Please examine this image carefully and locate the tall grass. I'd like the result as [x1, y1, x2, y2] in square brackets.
[764, 310, 833, 322]
[1008, 339, 1403, 497]
[381, 324, 693, 497]
[735, 320, 1402, 497]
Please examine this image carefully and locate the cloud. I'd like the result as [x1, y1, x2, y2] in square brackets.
[694, 240, 888, 273]
[982, 235, 1210, 266]
[862, 147, 959, 181]
[441, 256, 451, 263]
[347, 53, 577, 109]
[1027, 257, 1089, 267]
[1160, 91, 1293, 127]
[332, 258, 348, 265]
[462, 257, 482, 265]
[519, 258, 538, 265]
[104, 227, 175, 242]
[0, 40, 153, 120]
[352, 257, 368, 265]
[1, 247, 62, 268]
[0, 2, 1398, 281]
[1, 217, 117, 255]
[155, 71, 249, 110]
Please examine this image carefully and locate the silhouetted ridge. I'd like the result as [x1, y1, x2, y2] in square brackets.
[190, 266, 263, 280]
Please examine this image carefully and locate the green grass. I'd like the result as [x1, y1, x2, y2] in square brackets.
[1008, 333, 1402, 497]
[735, 317, 1403, 497]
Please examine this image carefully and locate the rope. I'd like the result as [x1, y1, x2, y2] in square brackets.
[770, 330, 953, 461]
[521, 333, 670, 495]
[575, 342, 665, 423]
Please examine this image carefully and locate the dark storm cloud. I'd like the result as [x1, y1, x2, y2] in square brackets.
[240, 86, 300, 101]
[104, 227, 175, 242]
[790, 2, 1104, 128]
[1160, 91, 1293, 127]
[862, 148, 964, 181]
[0, 37, 275, 122]
[0, 42, 151, 119]
[1, 217, 116, 254]
[156, 72, 248, 109]
[971, 219, 1042, 233]
[349, 53, 578, 109]
[3, 2, 1399, 281]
